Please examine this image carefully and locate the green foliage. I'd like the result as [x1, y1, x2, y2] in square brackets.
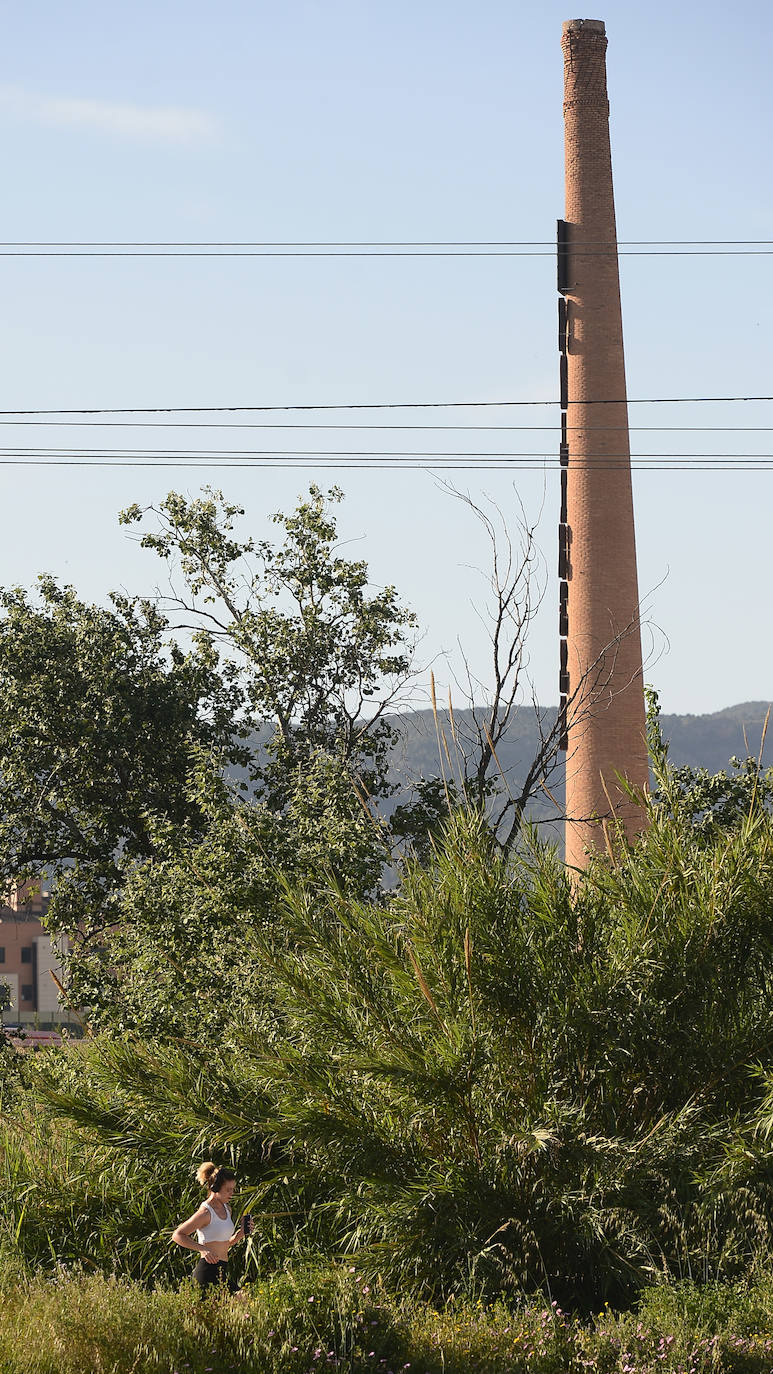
[0, 1093, 193, 1283]
[64, 752, 389, 1035]
[0, 1263, 566, 1374]
[120, 485, 417, 805]
[7, 664, 773, 1309]
[577, 1277, 773, 1374]
[5, 1266, 773, 1374]
[647, 687, 773, 838]
[0, 1271, 221, 1374]
[228, 802, 773, 1302]
[0, 487, 425, 1030]
[390, 773, 463, 862]
[0, 576, 239, 961]
[11, 791, 772, 1307]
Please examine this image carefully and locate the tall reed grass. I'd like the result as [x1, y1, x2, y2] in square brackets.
[4, 795, 773, 1305]
[0, 1096, 188, 1282]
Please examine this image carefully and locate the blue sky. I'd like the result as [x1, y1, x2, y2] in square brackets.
[1, 0, 771, 717]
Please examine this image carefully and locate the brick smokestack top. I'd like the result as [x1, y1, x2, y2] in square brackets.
[561, 18, 649, 869]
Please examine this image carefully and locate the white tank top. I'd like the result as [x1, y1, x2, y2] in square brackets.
[196, 1199, 234, 1244]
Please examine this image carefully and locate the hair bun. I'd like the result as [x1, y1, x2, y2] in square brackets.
[196, 1161, 217, 1187]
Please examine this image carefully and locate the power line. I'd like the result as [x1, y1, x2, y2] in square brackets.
[0, 457, 771, 472]
[1, 248, 772, 258]
[2, 396, 773, 417]
[3, 239, 773, 246]
[6, 445, 773, 459]
[2, 419, 773, 433]
[0, 238, 772, 261]
[2, 443, 773, 471]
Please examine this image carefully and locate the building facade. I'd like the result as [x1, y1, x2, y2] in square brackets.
[0, 882, 74, 1028]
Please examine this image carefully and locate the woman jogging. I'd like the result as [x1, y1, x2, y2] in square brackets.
[172, 1162, 248, 1294]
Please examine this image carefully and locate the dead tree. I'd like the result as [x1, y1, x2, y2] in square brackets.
[431, 490, 650, 854]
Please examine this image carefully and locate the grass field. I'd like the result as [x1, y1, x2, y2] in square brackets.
[3, 1264, 773, 1374]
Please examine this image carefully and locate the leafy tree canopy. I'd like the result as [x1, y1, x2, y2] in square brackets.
[0, 576, 239, 940]
[119, 484, 418, 805]
[647, 687, 773, 837]
[0, 489, 424, 1025]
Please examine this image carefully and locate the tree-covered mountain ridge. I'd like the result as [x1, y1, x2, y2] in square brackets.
[383, 699, 773, 815]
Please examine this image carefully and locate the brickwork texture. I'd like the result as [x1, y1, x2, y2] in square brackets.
[561, 18, 649, 869]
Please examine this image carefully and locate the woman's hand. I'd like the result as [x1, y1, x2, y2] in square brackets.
[200, 1248, 220, 1264]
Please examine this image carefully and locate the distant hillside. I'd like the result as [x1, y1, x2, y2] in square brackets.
[231, 700, 772, 838]
[384, 700, 773, 834]
[656, 702, 772, 772]
[388, 700, 772, 775]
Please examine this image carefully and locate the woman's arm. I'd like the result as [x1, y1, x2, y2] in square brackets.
[228, 1220, 245, 1248]
[172, 1206, 218, 1263]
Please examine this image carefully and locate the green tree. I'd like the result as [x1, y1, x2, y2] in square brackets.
[0, 489, 422, 1029]
[0, 576, 239, 952]
[647, 687, 773, 838]
[71, 752, 391, 1037]
[119, 485, 417, 807]
[33, 794, 773, 1303]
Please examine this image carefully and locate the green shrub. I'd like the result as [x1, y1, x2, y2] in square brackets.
[576, 1278, 773, 1374]
[228, 804, 773, 1302]
[5, 1268, 773, 1374]
[10, 796, 773, 1305]
[0, 1264, 541, 1374]
[0, 1097, 193, 1282]
[0, 1272, 211, 1374]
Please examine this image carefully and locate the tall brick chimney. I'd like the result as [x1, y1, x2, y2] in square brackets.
[559, 18, 649, 869]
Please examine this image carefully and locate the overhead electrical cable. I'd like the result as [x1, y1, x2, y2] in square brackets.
[0, 457, 771, 472]
[3, 239, 773, 246]
[2, 396, 773, 417]
[1, 443, 773, 472]
[1, 238, 772, 259]
[2, 420, 772, 433]
[5, 445, 773, 460]
[1, 248, 772, 258]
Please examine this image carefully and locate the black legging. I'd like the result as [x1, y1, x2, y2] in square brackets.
[192, 1258, 240, 1294]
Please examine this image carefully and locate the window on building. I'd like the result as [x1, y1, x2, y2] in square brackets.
[21, 984, 33, 1001]
[0, 947, 5, 963]
[21, 947, 32, 963]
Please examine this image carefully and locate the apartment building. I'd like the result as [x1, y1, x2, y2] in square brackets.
[0, 881, 75, 1028]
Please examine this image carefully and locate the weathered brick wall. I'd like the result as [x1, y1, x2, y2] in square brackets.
[561, 19, 649, 868]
